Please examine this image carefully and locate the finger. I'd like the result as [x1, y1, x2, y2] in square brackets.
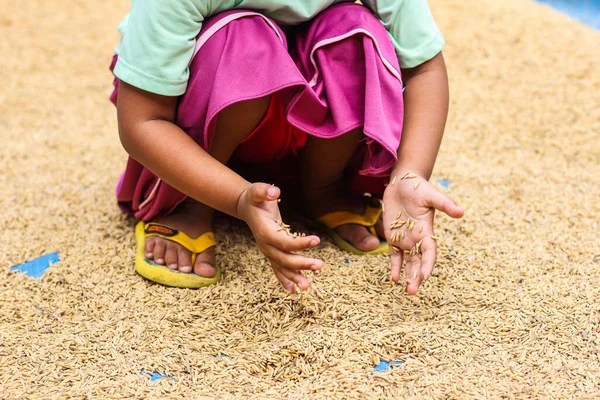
[272, 267, 296, 294]
[270, 230, 321, 252]
[406, 255, 422, 296]
[420, 237, 437, 281]
[428, 190, 464, 219]
[277, 264, 311, 291]
[403, 253, 418, 295]
[390, 250, 403, 283]
[265, 245, 323, 271]
[247, 182, 281, 205]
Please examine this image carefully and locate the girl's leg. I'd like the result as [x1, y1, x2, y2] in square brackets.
[293, 3, 405, 251]
[113, 10, 305, 275]
[145, 96, 271, 276]
[300, 130, 384, 251]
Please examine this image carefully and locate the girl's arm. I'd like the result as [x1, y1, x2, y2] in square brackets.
[117, 82, 323, 293]
[117, 81, 250, 217]
[394, 52, 449, 178]
[382, 52, 464, 295]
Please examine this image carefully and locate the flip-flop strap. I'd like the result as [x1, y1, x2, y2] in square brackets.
[144, 223, 217, 254]
[316, 203, 382, 230]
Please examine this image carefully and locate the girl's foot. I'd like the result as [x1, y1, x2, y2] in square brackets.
[303, 182, 384, 252]
[143, 199, 217, 277]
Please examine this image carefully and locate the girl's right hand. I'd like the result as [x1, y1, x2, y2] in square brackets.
[236, 183, 323, 294]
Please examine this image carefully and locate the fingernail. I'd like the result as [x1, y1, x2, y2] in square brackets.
[311, 264, 321, 271]
[310, 239, 319, 247]
[145, 253, 153, 258]
[267, 187, 277, 199]
[167, 264, 178, 270]
[155, 258, 164, 264]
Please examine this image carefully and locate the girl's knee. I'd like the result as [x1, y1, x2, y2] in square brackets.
[212, 94, 273, 155]
[220, 95, 271, 122]
[209, 95, 273, 162]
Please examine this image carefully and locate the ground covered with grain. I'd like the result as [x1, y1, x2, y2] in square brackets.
[1, 0, 599, 398]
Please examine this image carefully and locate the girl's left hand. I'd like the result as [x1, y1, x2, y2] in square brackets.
[237, 183, 323, 294]
[382, 173, 464, 295]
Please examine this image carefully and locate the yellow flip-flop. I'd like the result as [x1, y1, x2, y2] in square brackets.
[316, 200, 388, 255]
[135, 221, 221, 288]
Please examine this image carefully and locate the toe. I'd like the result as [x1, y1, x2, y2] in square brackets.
[193, 247, 217, 278]
[176, 246, 193, 273]
[145, 237, 156, 259]
[375, 218, 385, 239]
[153, 240, 167, 264]
[336, 224, 380, 252]
[164, 244, 179, 271]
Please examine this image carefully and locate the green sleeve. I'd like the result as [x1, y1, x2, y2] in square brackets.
[361, 0, 445, 69]
[113, 0, 208, 96]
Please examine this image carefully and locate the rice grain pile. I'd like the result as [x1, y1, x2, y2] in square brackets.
[1, 0, 599, 398]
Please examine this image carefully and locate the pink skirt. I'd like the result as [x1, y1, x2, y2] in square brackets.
[111, 2, 404, 221]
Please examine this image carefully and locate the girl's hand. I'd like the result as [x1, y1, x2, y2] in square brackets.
[237, 183, 323, 294]
[382, 173, 463, 295]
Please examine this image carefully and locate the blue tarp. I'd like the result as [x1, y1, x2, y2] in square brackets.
[536, 0, 600, 29]
[10, 252, 60, 278]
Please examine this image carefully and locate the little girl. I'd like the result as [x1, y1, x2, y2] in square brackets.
[110, 0, 464, 295]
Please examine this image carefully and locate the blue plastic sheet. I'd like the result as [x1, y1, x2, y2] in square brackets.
[536, 0, 600, 29]
[373, 360, 403, 372]
[140, 370, 175, 382]
[10, 252, 60, 278]
[437, 179, 451, 189]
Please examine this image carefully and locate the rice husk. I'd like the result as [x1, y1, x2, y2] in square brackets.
[1, 0, 600, 398]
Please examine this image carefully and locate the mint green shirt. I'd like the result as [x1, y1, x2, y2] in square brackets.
[114, 0, 444, 96]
